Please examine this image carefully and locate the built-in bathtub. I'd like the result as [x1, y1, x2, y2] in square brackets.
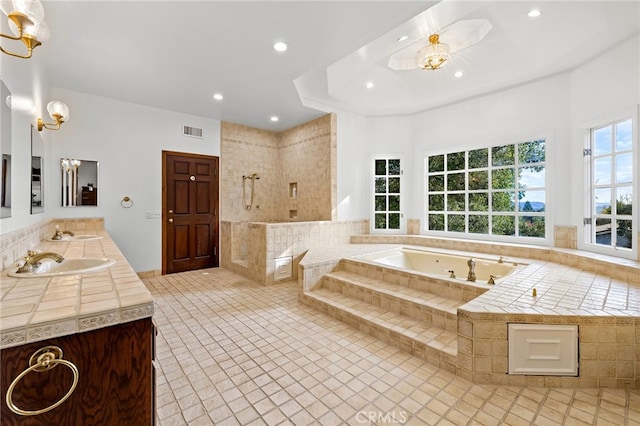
[362, 247, 522, 285]
[299, 238, 640, 389]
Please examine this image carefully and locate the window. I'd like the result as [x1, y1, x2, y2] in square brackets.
[373, 158, 402, 231]
[426, 140, 546, 239]
[586, 118, 634, 251]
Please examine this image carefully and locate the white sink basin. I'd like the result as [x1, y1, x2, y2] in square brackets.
[47, 235, 103, 242]
[8, 258, 115, 278]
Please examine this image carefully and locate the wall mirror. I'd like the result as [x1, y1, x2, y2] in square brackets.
[31, 125, 44, 214]
[61, 158, 98, 206]
[1, 80, 11, 218]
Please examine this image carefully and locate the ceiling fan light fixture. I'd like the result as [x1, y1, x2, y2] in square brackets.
[417, 34, 450, 71]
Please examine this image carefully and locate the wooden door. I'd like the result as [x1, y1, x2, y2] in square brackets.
[162, 151, 219, 274]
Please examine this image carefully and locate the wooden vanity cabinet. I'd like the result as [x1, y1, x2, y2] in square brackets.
[0, 318, 155, 425]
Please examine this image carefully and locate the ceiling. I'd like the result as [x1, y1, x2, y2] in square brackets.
[32, 1, 640, 131]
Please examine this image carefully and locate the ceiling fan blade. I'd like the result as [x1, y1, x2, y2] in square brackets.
[387, 19, 492, 70]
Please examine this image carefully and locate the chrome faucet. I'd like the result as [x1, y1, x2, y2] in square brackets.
[16, 251, 65, 273]
[51, 225, 74, 240]
[466, 258, 476, 282]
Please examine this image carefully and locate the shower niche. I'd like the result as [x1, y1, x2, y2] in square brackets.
[289, 182, 297, 198]
[288, 182, 298, 219]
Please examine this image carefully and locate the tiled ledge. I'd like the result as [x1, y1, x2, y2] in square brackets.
[350, 234, 640, 284]
[0, 224, 154, 349]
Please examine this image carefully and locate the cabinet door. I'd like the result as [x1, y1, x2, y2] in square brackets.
[1, 318, 154, 425]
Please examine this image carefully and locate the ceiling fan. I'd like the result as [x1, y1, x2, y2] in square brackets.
[388, 19, 492, 71]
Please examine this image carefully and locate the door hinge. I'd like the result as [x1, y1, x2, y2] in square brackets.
[583, 218, 592, 225]
[583, 148, 592, 157]
[214, 247, 217, 255]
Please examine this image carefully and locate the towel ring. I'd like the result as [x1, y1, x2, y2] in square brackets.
[6, 346, 79, 416]
[121, 196, 133, 208]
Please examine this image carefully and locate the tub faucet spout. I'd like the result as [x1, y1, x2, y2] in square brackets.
[17, 251, 65, 273]
[467, 258, 476, 282]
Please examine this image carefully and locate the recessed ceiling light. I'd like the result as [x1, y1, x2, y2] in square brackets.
[454, 71, 464, 78]
[397, 35, 409, 42]
[528, 9, 542, 18]
[213, 93, 223, 101]
[270, 116, 279, 122]
[366, 81, 374, 89]
[273, 41, 289, 52]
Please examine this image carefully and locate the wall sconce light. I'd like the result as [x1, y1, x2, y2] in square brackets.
[0, 0, 50, 59]
[38, 101, 69, 131]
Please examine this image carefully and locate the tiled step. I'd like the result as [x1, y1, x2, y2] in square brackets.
[306, 287, 457, 373]
[321, 270, 460, 332]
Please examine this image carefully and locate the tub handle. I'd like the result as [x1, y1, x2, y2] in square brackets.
[6, 345, 79, 416]
[447, 270, 456, 279]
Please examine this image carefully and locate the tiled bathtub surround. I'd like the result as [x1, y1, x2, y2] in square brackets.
[221, 220, 368, 285]
[350, 234, 640, 283]
[554, 225, 577, 249]
[0, 222, 154, 349]
[299, 237, 640, 389]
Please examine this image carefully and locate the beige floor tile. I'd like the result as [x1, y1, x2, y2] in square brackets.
[145, 268, 639, 425]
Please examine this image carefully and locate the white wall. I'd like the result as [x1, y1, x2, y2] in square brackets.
[335, 34, 639, 241]
[47, 89, 221, 272]
[410, 73, 571, 236]
[336, 111, 367, 221]
[4, 32, 638, 268]
[336, 112, 414, 223]
[0, 44, 54, 234]
[569, 35, 640, 247]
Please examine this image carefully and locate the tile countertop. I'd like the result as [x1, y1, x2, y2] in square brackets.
[0, 233, 154, 349]
[460, 259, 640, 317]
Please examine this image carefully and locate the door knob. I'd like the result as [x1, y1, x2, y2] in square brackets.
[169, 209, 173, 214]
[168, 218, 173, 223]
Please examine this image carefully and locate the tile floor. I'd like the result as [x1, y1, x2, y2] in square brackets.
[143, 268, 640, 425]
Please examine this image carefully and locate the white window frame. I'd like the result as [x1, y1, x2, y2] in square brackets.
[579, 106, 638, 260]
[423, 137, 552, 245]
[370, 155, 405, 234]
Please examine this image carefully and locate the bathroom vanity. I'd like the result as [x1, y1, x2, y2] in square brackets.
[0, 225, 155, 424]
[1, 318, 155, 424]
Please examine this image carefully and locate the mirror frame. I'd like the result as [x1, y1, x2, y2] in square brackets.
[1, 80, 11, 219]
[61, 158, 99, 207]
[31, 125, 44, 214]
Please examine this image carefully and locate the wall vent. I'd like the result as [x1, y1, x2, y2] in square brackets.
[182, 125, 204, 139]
